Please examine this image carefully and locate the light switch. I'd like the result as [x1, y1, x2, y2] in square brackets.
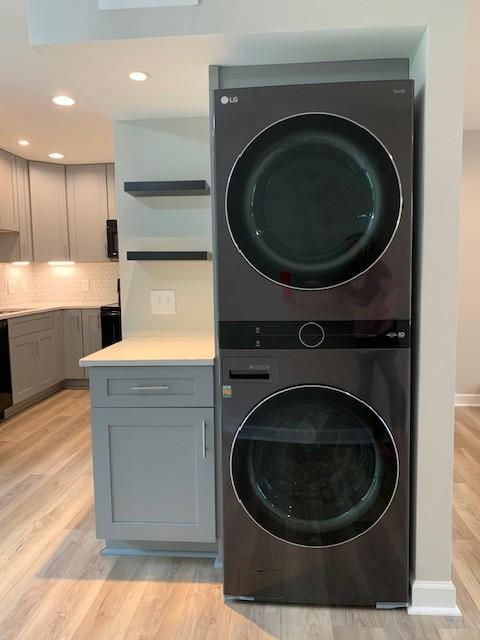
[151, 289, 176, 315]
[81, 279, 90, 292]
[7, 280, 15, 295]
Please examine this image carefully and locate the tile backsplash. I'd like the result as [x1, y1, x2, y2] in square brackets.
[0, 262, 119, 306]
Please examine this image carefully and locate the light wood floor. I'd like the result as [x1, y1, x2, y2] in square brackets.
[0, 390, 479, 639]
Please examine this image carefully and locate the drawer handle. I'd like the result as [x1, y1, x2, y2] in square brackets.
[130, 385, 170, 391]
[202, 420, 207, 459]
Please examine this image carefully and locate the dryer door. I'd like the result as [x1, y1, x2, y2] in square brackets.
[226, 113, 402, 290]
[230, 385, 398, 547]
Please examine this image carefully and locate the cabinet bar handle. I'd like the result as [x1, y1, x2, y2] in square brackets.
[131, 385, 169, 391]
[202, 420, 207, 459]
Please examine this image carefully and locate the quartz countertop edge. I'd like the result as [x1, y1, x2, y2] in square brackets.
[80, 336, 215, 367]
[0, 302, 116, 320]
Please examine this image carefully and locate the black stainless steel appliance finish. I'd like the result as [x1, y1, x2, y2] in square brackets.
[100, 305, 122, 348]
[106, 219, 118, 260]
[213, 80, 414, 322]
[221, 346, 410, 606]
[0, 320, 12, 420]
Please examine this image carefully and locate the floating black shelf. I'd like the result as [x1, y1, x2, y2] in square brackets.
[127, 251, 212, 261]
[124, 180, 210, 197]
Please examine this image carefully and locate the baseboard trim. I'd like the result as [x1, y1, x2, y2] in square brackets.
[408, 579, 461, 616]
[455, 393, 480, 407]
[408, 605, 462, 616]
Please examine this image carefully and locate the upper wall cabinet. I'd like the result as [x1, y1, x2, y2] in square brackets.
[29, 162, 70, 262]
[0, 150, 18, 232]
[14, 157, 33, 262]
[0, 156, 33, 262]
[106, 163, 116, 219]
[67, 164, 109, 262]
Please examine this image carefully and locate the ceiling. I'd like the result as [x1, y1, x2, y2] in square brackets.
[0, 1, 478, 164]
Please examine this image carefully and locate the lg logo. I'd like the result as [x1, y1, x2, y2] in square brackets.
[221, 95, 239, 105]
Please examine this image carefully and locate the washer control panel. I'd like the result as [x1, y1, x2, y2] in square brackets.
[298, 322, 325, 348]
[219, 320, 410, 350]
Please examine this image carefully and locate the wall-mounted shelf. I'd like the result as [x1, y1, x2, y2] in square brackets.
[124, 180, 210, 197]
[127, 251, 212, 261]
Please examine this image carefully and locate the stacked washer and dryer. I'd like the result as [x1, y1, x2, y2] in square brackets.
[213, 80, 414, 607]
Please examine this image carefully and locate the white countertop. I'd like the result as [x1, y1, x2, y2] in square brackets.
[0, 302, 115, 320]
[80, 336, 215, 367]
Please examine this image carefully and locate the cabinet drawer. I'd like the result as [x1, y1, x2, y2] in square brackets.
[90, 366, 214, 407]
[8, 312, 54, 338]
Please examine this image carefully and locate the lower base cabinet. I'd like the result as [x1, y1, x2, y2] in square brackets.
[8, 308, 102, 408]
[9, 313, 58, 404]
[91, 406, 216, 543]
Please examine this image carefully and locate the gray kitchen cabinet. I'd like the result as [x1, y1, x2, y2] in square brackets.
[8, 314, 58, 404]
[91, 406, 216, 543]
[106, 163, 116, 219]
[82, 309, 102, 356]
[53, 310, 65, 383]
[35, 329, 57, 392]
[0, 149, 17, 232]
[66, 164, 109, 262]
[29, 161, 70, 262]
[63, 309, 85, 379]
[14, 157, 33, 261]
[9, 334, 36, 404]
[82, 308, 102, 379]
[0, 156, 33, 262]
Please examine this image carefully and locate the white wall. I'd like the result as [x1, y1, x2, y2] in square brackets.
[456, 131, 480, 401]
[114, 117, 213, 337]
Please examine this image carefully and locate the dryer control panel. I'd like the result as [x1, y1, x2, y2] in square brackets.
[219, 319, 410, 349]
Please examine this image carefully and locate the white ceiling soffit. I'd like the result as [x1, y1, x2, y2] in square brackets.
[99, 0, 198, 9]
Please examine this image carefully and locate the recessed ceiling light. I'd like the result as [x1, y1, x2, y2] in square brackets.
[128, 71, 150, 82]
[52, 95, 76, 106]
[48, 152, 64, 159]
[18, 139, 30, 146]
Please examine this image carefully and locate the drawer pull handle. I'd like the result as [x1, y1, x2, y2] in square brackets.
[130, 385, 170, 391]
[202, 420, 207, 459]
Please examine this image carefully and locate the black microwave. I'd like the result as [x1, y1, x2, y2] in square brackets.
[106, 219, 118, 260]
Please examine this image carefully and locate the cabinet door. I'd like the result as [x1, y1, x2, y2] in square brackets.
[91, 407, 216, 543]
[63, 310, 85, 379]
[53, 310, 65, 383]
[35, 329, 57, 392]
[9, 335, 36, 404]
[82, 309, 102, 356]
[82, 308, 102, 380]
[106, 164, 116, 219]
[67, 164, 109, 262]
[0, 150, 17, 231]
[29, 161, 69, 262]
[14, 157, 33, 262]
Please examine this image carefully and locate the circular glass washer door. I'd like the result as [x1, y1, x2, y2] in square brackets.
[226, 113, 402, 289]
[230, 385, 398, 547]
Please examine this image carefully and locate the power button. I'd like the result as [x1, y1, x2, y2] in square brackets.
[299, 322, 325, 348]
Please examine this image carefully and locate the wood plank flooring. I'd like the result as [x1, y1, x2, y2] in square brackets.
[0, 390, 479, 639]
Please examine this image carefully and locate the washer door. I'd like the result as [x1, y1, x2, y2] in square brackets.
[226, 113, 402, 289]
[230, 385, 398, 547]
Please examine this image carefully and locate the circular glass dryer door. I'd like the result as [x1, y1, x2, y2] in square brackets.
[230, 385, 398, 547]
[226, 114, 402, 289]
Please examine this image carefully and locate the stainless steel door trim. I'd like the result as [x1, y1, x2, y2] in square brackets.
[224, 112, 403, 291]
[228, 383, 400, 549]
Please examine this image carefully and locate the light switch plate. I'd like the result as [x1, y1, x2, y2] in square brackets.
[7, 280, 15, 295]
[81, 279, 90, 292]
[151, 289, 176, 315]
